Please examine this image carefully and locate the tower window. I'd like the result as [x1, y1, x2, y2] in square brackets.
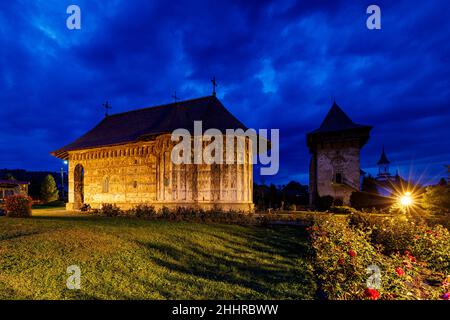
[335, 173, 343, 184]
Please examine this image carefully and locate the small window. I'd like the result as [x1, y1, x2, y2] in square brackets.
[133, 181, 138, 188]
[335, 173, 343, 184]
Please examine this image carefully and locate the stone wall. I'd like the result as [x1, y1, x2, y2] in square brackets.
[311, 141, 361, 205]
[66, 134, 254, 212]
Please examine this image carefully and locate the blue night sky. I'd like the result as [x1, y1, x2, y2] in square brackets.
[0, 0, 449, 186]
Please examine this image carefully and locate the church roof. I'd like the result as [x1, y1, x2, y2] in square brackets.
[0, 179, 29, 186]
[377, 146, 390, 165]
[52, 96, 247, 159]
[309, 102, 370, 134]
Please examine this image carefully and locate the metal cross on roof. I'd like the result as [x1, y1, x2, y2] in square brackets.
[211, 77, 217, 96]
[172, 91, 179, 103]
[103, 101, 112, 117]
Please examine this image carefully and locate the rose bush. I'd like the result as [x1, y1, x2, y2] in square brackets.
[309, 215, 447, 300]
[4, 194, 32, 218]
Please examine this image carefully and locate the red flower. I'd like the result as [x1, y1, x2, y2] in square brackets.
[396, 267, 405, 276]
[365, 288, 380, 300]
[348, 250, 356, 257]
[441, 292, 450, 300]
[338, 258, 344, 265]
[404, 251, 416, 263]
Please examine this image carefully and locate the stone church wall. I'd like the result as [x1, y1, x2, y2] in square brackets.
[66, 134, 254, 212]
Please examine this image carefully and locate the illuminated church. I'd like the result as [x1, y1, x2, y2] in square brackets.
[52, 96, 254, 212]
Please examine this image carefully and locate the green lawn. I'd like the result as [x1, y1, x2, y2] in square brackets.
[0, 209, 316, 300]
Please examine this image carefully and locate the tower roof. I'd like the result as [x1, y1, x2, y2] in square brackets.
[310, 102, 369, 134]
[377, 146, 390, 165]
[306, 102, 372, 152]
[51, 96, 247, 159]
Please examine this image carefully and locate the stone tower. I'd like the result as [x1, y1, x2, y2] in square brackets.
[307, 102, 372, 206]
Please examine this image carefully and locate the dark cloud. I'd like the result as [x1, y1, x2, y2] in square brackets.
[0, 0, 448, 185]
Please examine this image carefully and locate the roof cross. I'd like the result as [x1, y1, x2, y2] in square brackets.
[211, 77, 217, 96]
[172, 91, 179, 103]
[103, 101, 112, 117]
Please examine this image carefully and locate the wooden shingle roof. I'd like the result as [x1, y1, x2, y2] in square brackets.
[52, 96, 247, 159]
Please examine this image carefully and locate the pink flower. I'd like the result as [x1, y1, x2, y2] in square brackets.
[441, 292, 450, 300]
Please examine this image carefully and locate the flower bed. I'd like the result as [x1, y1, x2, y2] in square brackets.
[309, 214, 449, 300]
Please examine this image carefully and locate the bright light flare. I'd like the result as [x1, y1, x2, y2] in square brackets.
[399, 192, 413, 207]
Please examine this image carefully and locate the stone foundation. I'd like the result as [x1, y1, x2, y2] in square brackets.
[67, 201, 254, 212]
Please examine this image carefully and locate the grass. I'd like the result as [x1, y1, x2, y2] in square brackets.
[0, 208, 317, 300]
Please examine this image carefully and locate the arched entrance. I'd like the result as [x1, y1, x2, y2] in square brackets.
[74, 164, 84, 210]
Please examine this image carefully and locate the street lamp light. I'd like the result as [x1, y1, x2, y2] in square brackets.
[399, 191, 413, 207]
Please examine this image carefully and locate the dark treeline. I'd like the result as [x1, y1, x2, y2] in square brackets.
[0, 169, 66, 200]
[253, 181, 309, 211]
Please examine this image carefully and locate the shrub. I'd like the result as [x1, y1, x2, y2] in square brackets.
[4, 195, 32, 218]
[362, 215, 449, 273]
[329, 206, 359, 215]
[286, 204, 297, 211]
[131, 204, 157, 218]
[316, 195, 334, 211]
[350, 191, 392, 210]
[309, 215, 385, 299]
[421, 185, 450, 215]
[100, 203, 122, 217]
[309, 215, 445, 300]
[409, 224, 450, 273]
[370, 215, 418, 254]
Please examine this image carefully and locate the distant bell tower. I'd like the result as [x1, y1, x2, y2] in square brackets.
[307, 102, 372, 206]
[376, 146, 391, 180]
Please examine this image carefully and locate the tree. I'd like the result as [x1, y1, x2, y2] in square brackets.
[361, 175, 379, 194]
[40, 174, 59, 203]
[421, 184, 450, 214]
[5, 173, 16, 181]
